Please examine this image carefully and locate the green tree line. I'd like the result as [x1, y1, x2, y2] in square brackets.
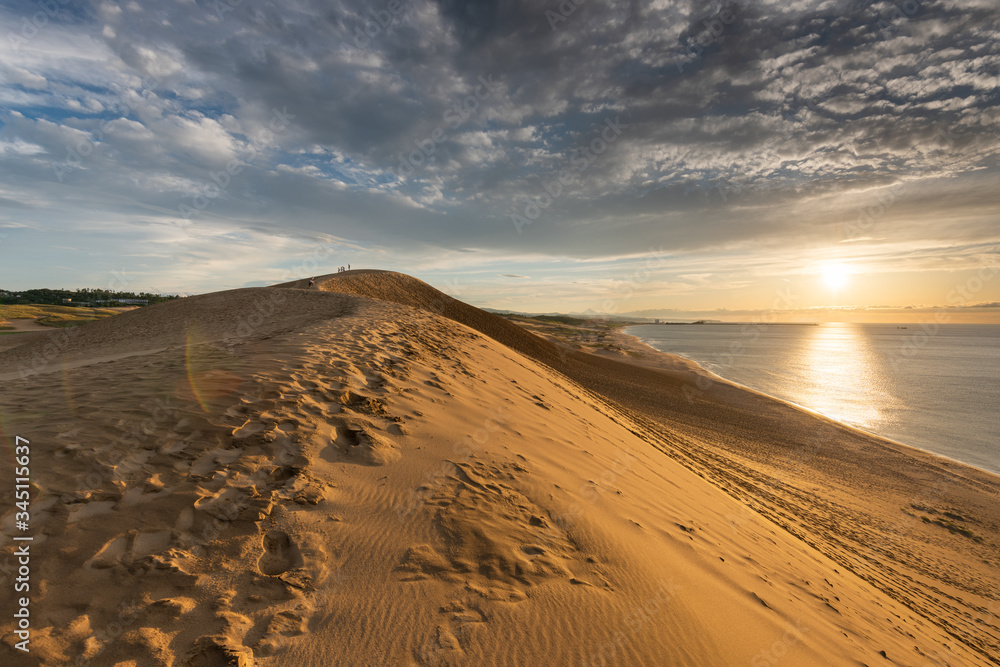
[0, 288, 182, 306]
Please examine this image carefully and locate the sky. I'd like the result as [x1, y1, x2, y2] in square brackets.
[1, 0, 999, 321]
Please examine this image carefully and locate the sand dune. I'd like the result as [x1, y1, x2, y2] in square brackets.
[1, 271, 997, 665]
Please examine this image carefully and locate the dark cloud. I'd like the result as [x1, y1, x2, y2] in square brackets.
[0, 0, 998, 266]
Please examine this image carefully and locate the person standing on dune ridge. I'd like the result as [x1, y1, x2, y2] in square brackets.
[308, 277, 315, 288]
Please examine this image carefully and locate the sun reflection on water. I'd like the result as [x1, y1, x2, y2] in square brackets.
[790, 323, 895, 431]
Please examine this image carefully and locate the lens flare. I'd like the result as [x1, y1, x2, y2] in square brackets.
[184, 327, 243, 411]
[185, 329, 210, 411]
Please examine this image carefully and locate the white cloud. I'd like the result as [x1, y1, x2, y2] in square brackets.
[0, 0, 995, 303]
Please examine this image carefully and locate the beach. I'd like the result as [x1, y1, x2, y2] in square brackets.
[622, 322, 1000, 476]
[1, 270, 998, 666]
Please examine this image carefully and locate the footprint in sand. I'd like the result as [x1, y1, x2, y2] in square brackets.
[258, 530, 303, 576]
[184, 635, 254, 667]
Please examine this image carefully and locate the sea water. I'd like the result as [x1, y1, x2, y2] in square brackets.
[625, 323, 1000, 475]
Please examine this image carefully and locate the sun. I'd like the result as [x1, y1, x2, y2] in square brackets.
[822, 263, 851, 290]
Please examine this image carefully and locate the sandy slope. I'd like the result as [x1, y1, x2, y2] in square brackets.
[309, 270, 1000, 663]
[0, 320, 54, 332]
[0, 271, 996, 666]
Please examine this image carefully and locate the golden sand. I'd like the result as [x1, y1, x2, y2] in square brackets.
[1, 270, 997, 665]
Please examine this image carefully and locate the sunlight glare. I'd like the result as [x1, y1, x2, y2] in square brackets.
[822, 263, 851, 290]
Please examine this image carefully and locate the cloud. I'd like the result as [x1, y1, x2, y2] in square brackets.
[0, 0, 997, 302]
[500, 273, 530, 279]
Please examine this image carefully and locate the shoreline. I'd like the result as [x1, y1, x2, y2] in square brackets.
[548, 327, 1000, 664]
[483, 299, 1000, 663]
[617, 324, 1000, 479]
[2, 272, 997, 664]
[502, 313, 999, 479]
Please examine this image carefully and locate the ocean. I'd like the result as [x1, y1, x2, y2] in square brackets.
[625, 323, 1000, 476]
